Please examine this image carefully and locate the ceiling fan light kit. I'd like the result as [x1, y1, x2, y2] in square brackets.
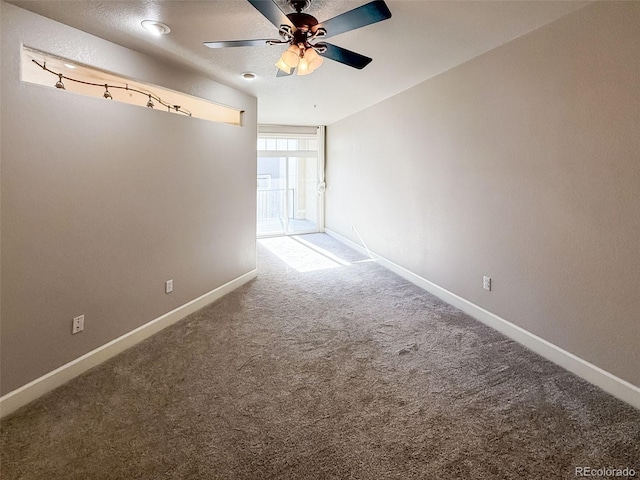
[304, 47, 323, 70]
[281, 45, 301, 68]
[204, 0, 392, 77]
[275, 57, 292, 75]
[297, 57, 312, 76]
[275, 43, 323, 76]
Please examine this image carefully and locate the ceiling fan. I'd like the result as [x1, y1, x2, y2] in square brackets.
[204, 0, 392, 76]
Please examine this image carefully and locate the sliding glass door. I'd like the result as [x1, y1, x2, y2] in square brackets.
[257, 130, 324, 237]
[256, 155, 290, 236]
[287, 156, 319, 233]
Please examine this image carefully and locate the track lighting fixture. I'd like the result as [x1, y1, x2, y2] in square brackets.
[31, 59, 192, 116]
[55, 73, 65, 89]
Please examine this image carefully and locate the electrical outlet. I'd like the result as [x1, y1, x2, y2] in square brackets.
[72, 315, 84, 334]
[483, 275, 492, 291]
[165, 279, 173, 294]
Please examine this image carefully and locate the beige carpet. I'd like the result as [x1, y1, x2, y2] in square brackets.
[1, 233, 638, 479]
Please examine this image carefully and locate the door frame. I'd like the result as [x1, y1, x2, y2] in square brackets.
[256, 126, 325, 238]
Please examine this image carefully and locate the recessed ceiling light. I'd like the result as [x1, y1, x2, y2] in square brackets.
[64, 63, 76, 69]
[242, 72, 257, 80]
[141, 20, 171, 36]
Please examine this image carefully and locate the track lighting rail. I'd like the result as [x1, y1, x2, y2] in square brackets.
[32, 59, 193, 116]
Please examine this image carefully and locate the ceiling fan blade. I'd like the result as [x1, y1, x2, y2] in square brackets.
[276, 67, 294, 77]
[317, 0, 391, 39]
[319, 43, 372, 69]
[247, 0, 294, 30]
[204, 39, 274, 48]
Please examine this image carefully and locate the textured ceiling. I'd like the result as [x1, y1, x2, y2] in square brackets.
[8, 0, 589, 126]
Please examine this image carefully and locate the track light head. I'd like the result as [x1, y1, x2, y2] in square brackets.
[55, 74, 65, 89]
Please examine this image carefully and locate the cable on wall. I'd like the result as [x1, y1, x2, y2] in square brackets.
[32, 59, 193, 117]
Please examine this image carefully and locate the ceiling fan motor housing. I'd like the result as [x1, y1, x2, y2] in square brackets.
[289, 12, 318, 31]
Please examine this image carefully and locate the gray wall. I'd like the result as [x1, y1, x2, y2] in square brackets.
[1, 3, 257, 395]
[325, 1, 639, 387]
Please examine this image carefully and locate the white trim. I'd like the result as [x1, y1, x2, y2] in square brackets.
[325, 228, 640, 410]
[258, 124, 318, 135]
[316, 125, 326, 233]
[257, 151, 318, 158]
[0, 269, 257, 419]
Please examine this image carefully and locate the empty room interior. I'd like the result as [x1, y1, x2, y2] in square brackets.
[1, 0, 639, 478]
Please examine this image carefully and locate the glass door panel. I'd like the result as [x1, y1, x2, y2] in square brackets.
[257, 156, 287, 236]
[287, 156, 319, 234]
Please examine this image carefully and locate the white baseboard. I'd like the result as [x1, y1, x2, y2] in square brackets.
[325, 229, 640, 410]
[0, 269, 257, 419]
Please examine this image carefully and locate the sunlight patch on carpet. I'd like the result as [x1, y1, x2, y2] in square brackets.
[258, 237, 343, 272]
[290, 236, 352, 266]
